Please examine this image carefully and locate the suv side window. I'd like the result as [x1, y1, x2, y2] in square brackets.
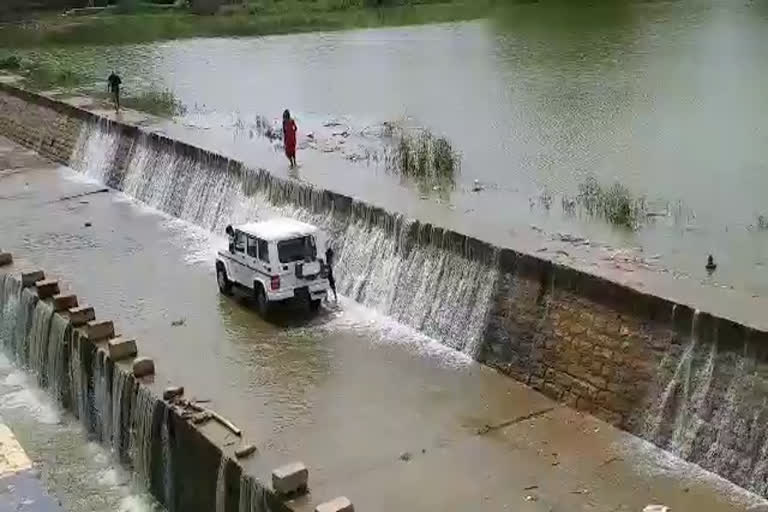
[258, 239, 269, 263]
[234, 231, 246, 253]
[246, 236, 258, 258]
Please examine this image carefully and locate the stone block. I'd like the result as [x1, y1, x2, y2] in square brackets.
[315, 496, 354, 512]
[21, 270, 44, 287]
[35, 279, 59, 299]
[107, 337, 137, 361]
[86, 320, 114, 341]
[68, 306, 95, 326]
[133, 357, 155, 378]
[52, 294, 78, 312]
[0, 252, 12, 266]
[272, 462, 308, 496]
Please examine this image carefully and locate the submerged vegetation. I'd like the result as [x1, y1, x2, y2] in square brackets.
[559, 174, 647, 230]
[121, 88, 187, 117]
[385, 123, 460, 192]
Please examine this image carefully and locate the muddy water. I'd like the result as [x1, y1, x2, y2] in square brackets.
[1, 140, 766, 510]
[19, 0, 768, 298]
[0, 352, 162, 512]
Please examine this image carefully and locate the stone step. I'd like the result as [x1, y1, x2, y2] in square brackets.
[0, 252, 12, 266]
[68, 306, 95, 327]
[85, 320, 114, 341]
[21, 270, 44, 287]
[35, 279, 60, 299]
[107, 337, 137, 361]
[272, 462, 308, 496]
[52, 294, 78, 312]
[315, 497, 354, 512]
[133, 357, 155, 378]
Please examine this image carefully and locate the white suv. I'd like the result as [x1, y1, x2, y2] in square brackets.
[215, 218, 331, 315]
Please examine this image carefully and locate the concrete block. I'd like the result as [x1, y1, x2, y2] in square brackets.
[52, 294, 78, 312]
[107, 337, 137, 361]
[35, 279, 60, 299]
[21, 270, 44, 287]
[315, 497, 354, 512]
[272, 462, 308, 496]
[0, 252, 12, 266]
[133, 357, 155, 378]
[86, 320, 114, 341]
[68, 306, 95, 327]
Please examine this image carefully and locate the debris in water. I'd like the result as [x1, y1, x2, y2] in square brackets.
[705, 254, 717, 273]
[421, 448, 426, 454]
[163, 386, 184, 401]
[399, 452, 412, 462]
[524, 495, 538, 502]
[171, 318, 186, 327]
[235, 444, 258, 459]
[571, 489, 589, 495]
[523, 485, 538, 491]
[472, 179, 484, 192]
[643, 506, 670, 512]
[84, 222, 92, 227]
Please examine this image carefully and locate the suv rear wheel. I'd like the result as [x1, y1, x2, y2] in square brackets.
[255, 283, 270, 317]
[217, 265, 232, 295]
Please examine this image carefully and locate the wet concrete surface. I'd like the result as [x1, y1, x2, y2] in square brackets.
[0, 135, 765, 511]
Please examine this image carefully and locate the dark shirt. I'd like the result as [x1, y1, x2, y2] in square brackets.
[325, 247, 334, 267]
[108, 73, 122, 92]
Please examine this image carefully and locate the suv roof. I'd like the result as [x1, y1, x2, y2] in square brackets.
[236, 218, 319, 242]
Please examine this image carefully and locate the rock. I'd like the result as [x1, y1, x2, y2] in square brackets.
[235, 444, 257, 459]
[191, 412, 212, 424]
[399, 451, 412, 462]
[0, 252, 12, 266]
[133, 357, 155, 378]
[68, 306, 95, 327]
[107, 337, 137, 361]
[163, 386, 184, 401]
[171, 318, 185, 327]
[272, 461, 308, 496]
[315, 496, 354, 512]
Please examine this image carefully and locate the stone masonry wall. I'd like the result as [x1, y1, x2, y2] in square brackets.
[0, 86, 84, 165]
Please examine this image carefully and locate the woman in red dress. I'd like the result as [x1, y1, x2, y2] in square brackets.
[282, 109, 297, 168]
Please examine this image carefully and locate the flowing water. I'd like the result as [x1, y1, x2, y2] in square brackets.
[70, 121, 498, 355]
[18, 0, 768, 297]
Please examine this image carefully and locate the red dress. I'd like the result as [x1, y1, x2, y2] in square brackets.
[283, 119, 297, 158]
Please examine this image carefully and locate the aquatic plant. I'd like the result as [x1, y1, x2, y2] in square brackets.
[565, 173, 646, 229]
[22, 62, 85, 90]
[122, 88, 187, 117]
[386, 125, 460, 191]
[0, 55, 21, 71]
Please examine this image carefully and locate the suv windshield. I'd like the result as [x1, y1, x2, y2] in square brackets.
[278, 236, 316, 263]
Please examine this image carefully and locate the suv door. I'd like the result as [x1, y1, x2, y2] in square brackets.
[230, 230, 248, 285]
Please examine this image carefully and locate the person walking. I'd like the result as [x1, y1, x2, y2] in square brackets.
[282, 109, 297, 168]
[107, 71, 122, 113]
[325, 245, 337, 302]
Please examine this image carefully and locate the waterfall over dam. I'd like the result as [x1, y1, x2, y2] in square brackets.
[69, 120, 499, 356]
[2, 84, 768, 502]
[0, 270, 287, 512]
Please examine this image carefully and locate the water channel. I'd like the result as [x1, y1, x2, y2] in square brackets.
[16, 0, 768, 299]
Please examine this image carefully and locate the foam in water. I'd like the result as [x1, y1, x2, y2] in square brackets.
[69, 121, 498, 356]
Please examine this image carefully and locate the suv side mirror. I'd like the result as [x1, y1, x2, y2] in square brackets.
[225, 225, 234, 237]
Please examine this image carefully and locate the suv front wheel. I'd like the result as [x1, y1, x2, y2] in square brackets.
[255, 283, 270, 317]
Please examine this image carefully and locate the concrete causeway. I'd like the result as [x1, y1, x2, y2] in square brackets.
[0, 134, 765, 510]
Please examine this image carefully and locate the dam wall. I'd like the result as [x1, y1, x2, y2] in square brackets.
[2, 83, 768, 497]
[0, 260, 290, 512]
